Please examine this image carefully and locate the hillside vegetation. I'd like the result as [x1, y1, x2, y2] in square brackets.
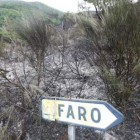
[0, 1, 64, 36]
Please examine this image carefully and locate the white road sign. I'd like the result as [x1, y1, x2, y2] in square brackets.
[41, 97, 124, 131]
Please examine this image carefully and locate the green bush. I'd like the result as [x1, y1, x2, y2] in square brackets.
[76, 0, 140, 106]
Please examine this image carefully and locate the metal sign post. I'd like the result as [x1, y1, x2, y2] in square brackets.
[41, 97, 124, 138]
[68, 125, 75, 140]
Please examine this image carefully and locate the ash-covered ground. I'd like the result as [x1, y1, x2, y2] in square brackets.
[0, 45, 140, 140]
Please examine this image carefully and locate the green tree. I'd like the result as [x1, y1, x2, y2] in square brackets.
[76, 0, 140, 106]
[14, 13, 55, 86]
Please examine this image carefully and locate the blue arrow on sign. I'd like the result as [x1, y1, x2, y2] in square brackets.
[41, 97, 124, 131]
